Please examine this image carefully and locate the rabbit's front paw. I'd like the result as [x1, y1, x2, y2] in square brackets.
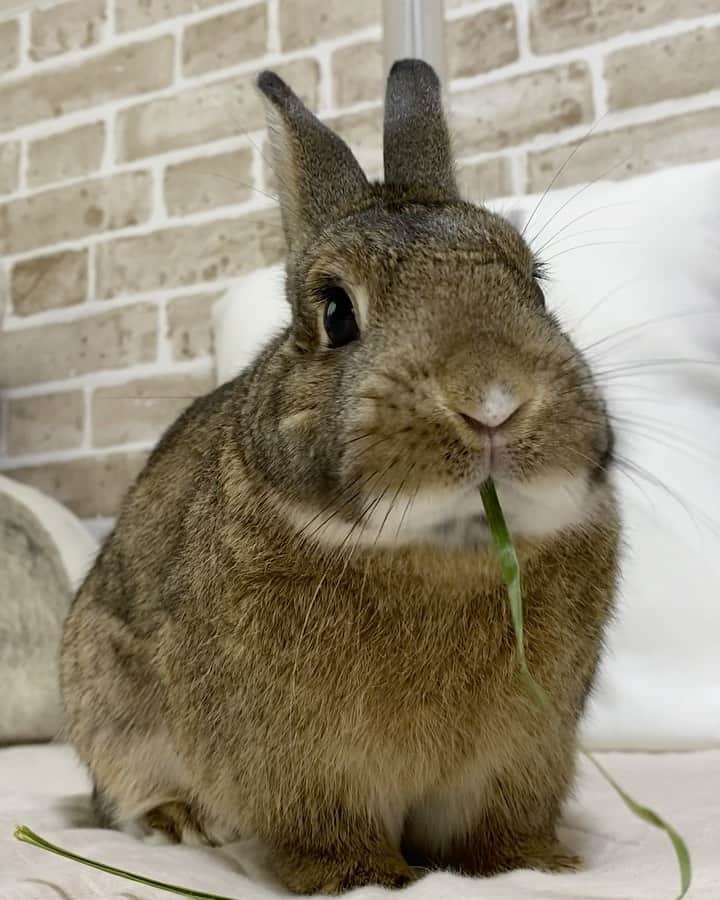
[272, 845, 415, 895]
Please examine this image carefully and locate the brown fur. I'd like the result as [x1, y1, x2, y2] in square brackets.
[61, 61, 620, 894]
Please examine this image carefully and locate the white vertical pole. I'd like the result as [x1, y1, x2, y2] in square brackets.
[382, 0, 447, 88]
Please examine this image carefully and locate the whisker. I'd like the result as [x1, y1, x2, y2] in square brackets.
[300, 469, 385, 546]
[535, 224, 631, 258]
[578, 310, 720, 359]
[229, 112, 294, 197]
[521, 113, 608, 240]
[528, 149, 636, 249]
[332, 463, 399, 562]
[373, 463, 415, 549]
[561, 275, 647, 335]
[530, 201, 635, 258]
[614, 452, 720, 540]
[395, 476, 423, 542]
[543, 239, 640, 265]
[562, 405, 716, 462]
[170, 169, 279, 205]
[295, 470, 369, 540]
[610, 417, 715, 462]
[341, 430, 403, 448]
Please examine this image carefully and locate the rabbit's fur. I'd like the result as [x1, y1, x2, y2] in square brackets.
[61, 61, 619, 894]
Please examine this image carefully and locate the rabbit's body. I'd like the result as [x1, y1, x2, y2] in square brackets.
[61, 61, 620, 894]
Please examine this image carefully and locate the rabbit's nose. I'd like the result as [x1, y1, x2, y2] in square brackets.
[458, 384, 523, 431]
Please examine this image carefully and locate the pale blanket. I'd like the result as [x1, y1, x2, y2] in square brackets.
[1, 745, 718, 899]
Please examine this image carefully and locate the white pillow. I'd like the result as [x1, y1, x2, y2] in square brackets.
[213, 161, 720, 751]
[0, 476, 98, 742]
[212, 266, 290, 385]
[508, 162, 720, 750]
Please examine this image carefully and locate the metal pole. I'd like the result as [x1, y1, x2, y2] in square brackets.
[382, 0, 447, 89]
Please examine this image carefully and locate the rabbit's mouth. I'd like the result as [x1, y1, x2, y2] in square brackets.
[292, 467, 603, 551]
[370, 469, 598, 548]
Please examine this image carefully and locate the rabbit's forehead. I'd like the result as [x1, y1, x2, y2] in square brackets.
[309, 204, 534, 284]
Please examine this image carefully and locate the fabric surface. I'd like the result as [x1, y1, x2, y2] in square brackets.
[506, 161, 720, 751]
[1, 744, 718, 899]
[212, 161, 720, 752]
[0, 476, 98, 594]
[0, 477, 97, 743]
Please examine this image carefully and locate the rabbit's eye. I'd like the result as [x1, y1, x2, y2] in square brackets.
[323, 286, 359, 348]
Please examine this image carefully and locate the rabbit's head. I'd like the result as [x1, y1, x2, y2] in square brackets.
[244, 61, 613, 548]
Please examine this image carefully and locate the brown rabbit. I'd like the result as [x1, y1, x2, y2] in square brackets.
[61, 60, 620, 895]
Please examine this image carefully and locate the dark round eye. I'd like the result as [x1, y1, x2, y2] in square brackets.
[322, 286, 359, 348]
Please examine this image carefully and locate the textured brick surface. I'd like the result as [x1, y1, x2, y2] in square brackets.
[0, 143, 20, 196]
[30, 0, 106, 61]
[164, 147, 254, 215]
[92, 371, 214, 446]
[11, 249, 88, 316]
[183, 4, 267, 77]
[448, 5, 519, 79]
[0, 0, 718, 513]
[167, 293, 222, 360]
[606, 25, 720, 110]
[0, 37, 174, 132]
[527, 107, 720, 191]
[323, 106, 383, 177]
[451, 63, 594, 155]
[0, 171, 151, 255]
[7, 391, 84, 455]
[116, 58, 318, 162]
[0, 19, 19, 75]
[330, 2, 520, 93]
[332, 42, 382, 107]
[117, 0, 231, 31]
[27, 122, 105, 188]
[95, 210, 285, 298]
[0, 303, 158, 387]
[166, 291, 222, 360]
[0, 269, 7, 323]
[280, 0, 380, 51]
[458, 157, 514, 202]
[7, 452, 149, 517]
[530, 0, 720, 53]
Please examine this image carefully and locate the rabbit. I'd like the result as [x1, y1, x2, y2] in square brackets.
[60, 60, 620, 895]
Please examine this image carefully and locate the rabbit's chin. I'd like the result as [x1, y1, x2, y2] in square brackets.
[300, 469, 603, 551]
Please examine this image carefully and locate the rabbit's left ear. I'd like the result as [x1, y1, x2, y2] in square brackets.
[257, 71, 370, 253]
[383, 59, 459, 200]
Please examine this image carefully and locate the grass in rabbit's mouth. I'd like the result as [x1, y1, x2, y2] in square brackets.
[480, 477, 691, 900]
[16, 479, 691, 899]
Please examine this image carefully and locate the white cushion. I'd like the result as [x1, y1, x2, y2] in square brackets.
[504, 161, 720, 750]
[2, 743, 718, 898]
[212, 266, 290, 385]
[213, 161, 720, 751]
[0, 476, 98, 742]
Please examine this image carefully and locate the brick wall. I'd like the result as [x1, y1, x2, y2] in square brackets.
[1, 0, 719, 533]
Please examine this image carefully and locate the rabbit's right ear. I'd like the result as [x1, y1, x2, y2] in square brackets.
[257, 71, 370, 253]
[383, 59, 459, 200]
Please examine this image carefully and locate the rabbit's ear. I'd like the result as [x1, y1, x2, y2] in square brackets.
[257, 71, 370, 251]
[383, 59, 459, 200]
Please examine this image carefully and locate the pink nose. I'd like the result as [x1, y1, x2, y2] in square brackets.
[458, 384, 523, 430]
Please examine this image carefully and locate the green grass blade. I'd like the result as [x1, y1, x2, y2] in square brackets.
[583, 754, 692, 900]
[479, 479, 548, 707]
[14, 826, 240, 900]
[479, 479, 524, 653]
[479, 477, 692, 900]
